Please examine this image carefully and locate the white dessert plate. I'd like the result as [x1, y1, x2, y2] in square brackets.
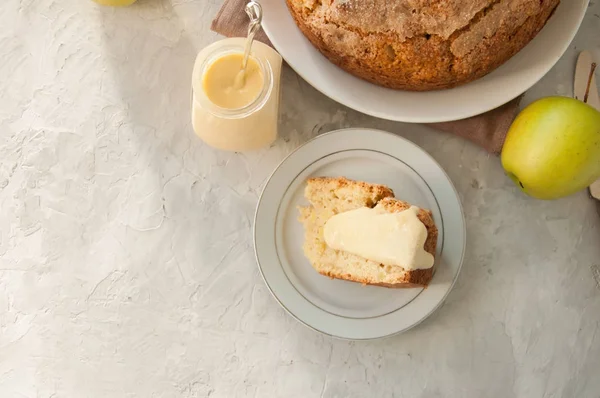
[254, 129, 466, 339]
[260, 0, 588, 123]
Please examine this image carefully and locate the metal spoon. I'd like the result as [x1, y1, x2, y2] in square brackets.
[234, 1, 263, 89]
[241, 1, 263, 71]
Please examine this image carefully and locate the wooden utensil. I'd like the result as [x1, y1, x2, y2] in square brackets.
[574, 51, 600, 201]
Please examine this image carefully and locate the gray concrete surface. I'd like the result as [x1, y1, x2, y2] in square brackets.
[1, 0, 599, 397]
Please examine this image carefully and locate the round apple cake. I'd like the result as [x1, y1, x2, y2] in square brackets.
[286, 0, 560, 91]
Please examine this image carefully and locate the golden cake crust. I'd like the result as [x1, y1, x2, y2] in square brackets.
[286, 0, 559, 91]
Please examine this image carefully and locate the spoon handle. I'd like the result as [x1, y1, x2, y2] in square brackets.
[241, 1, 263, 71]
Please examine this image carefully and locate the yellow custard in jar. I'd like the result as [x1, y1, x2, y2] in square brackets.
[191, 38, 283, 152]
[202, 53, 264, 110]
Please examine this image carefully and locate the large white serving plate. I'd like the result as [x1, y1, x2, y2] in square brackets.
[254, 129, 466, 339]
[261, 0, 588, 123]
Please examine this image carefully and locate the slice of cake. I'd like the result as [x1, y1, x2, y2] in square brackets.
[298, 177, 438, 288]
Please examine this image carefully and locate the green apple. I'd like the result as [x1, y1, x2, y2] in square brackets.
[501, 96, 600, 200]
[93, 0, 137, 6]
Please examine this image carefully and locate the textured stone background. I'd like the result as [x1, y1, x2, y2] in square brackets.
[1, 0, 599, 397]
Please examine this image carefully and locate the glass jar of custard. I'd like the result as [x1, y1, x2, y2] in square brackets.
[191, 38, 283, 152]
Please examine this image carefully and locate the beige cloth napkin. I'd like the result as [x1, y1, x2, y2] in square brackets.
[211, 0, 521, 154]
